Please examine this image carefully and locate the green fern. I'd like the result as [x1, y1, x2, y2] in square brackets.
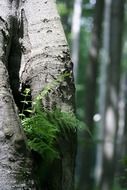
[22, 108, 79, 162]
[22, 111, 59, 162]
[21, 72, 85, 163]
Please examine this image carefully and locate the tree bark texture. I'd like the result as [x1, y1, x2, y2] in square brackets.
[19, 0, 77, 190]
[0, 0, 76, 189]
[0, 0, 35, 189]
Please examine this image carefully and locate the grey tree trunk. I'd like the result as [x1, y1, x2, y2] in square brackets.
[71, 0, 82, 82]
[116, 73, 127, 188]
[0, 0, 76, 189]
[95, 0, 112, 184]
[77, 1, 104, 189]
[19, 0, 77, 190]
[98, 0, 125, 189]
[0, 0, 35, 189]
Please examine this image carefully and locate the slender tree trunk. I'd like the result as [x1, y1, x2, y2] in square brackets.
[19, 0, 77, 190]
[95, 0, 112, 184]
[71, 0, 82, 81]
[98, 0, 125, 189]
[123, 74, 127, 155]
[0, 0, 35, 188]
[116, 73, 127, 188]
[77, 1, 104, 190]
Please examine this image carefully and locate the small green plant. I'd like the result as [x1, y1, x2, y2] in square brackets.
[19, 88, 32, 119]
[22, 108, 79, 162]
[20, 72, 84, 163]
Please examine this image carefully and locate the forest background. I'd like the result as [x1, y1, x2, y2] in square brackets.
[57, 0, 127, 190]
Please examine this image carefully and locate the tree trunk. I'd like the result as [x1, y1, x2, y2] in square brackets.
[0, 0, 76, 189]
[0, 0, 35, 189]
[19, 0, 77, 190]
[98, 0, 125, 189]
[71, 0, 82, 81]
[116, 73, 127, 188]
[78, 1, 104, 189]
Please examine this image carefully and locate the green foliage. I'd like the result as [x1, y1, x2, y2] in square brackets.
[57, 2, 68, 16]
[22, 111, 59, 162]
[20, 73, 80, 163]
[22, 108, 78, 162]
[19, 88, 31, 119]
[20, 73, 89, 167]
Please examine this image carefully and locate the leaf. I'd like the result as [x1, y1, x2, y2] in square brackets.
[21, 100, 29, 104]
[24, 109, 34, 113]
[24, 88, 30, 95]
[19, 113, 25, 117]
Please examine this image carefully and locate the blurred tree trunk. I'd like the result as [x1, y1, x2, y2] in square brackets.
[123, 74, 127, 155]
[71, 0, 82, 81]
[119, 79, 127, 188]
[77, 1, 104, 190]
[98, 0, 125, 189]
[115, 73, 127, 188]
[19, 0, 77, 190]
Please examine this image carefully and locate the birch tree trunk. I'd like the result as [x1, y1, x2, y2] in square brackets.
[71, 0, 82, 81]
[0, 0, 76, 189]
[19, 0, 77, 190]
[0, 0, 35, 189]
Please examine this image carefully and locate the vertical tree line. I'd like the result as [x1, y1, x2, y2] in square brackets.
[61, 0, 126, 189]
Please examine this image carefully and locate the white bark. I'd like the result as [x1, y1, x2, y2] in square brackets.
[71, 0, 82, 82]
[19, 0, 76, 189]
[0, 0, 35, 189]
[20, 0, 75, 111]
[0, 0, 76, 189]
